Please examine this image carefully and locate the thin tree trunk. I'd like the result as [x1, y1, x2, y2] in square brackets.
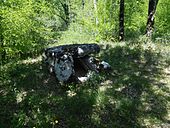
[63, 3, 69, 25]
[82, 0, 85, 9]
[119, 0, 124, 41]
[145, 0, 159, 37]
[60, 1, 70, 26]
[93, 0, 99, 25]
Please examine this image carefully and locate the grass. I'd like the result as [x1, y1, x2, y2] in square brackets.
[0, 41, 170, 128]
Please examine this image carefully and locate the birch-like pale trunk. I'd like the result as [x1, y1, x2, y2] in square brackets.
[146, 0, 159, 37]
[93, 0, 99, 25]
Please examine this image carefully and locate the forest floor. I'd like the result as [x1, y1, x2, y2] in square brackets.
[0, 41, 170, 128]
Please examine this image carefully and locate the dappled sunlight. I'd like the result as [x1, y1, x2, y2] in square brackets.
[1, 42, 170, 127]
[91, 43, 170, 127]
[16, 91, 27, 103]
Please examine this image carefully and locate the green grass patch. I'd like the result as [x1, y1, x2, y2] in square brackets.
[0, 42, 170, 128]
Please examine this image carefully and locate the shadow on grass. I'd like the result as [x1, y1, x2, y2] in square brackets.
[96, 43, 170, 127]
[0, 43, 170, 128]
[0, 59, 97, 128]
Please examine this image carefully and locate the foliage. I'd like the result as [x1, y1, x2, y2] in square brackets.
[65, 0, 169, 41]
[76, 0, 120, 41]
[0, 0, 64, 62]
[154, 0, 170, 38]
[124, 0, 147, 39]
[52, 23, 96, 46]
[1, 0, 169, 62]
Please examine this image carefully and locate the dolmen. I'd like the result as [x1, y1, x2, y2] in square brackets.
[43, 43, 111, 83]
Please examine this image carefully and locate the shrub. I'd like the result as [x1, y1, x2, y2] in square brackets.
[0, 0, 54, 62]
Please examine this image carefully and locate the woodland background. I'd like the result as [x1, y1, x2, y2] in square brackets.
[0, 0, 170, 127]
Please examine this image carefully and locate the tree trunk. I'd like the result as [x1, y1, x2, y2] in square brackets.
[82, 0, 85, 9]
[145, 0, 159, 37]
[60, 1, 70, 26]
[63, 3, 69, 25]
[119, 0, 124, 41]
[93, 0, 99, 25]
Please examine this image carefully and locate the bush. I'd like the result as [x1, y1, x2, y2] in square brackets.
[0, 0, 54, 62]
